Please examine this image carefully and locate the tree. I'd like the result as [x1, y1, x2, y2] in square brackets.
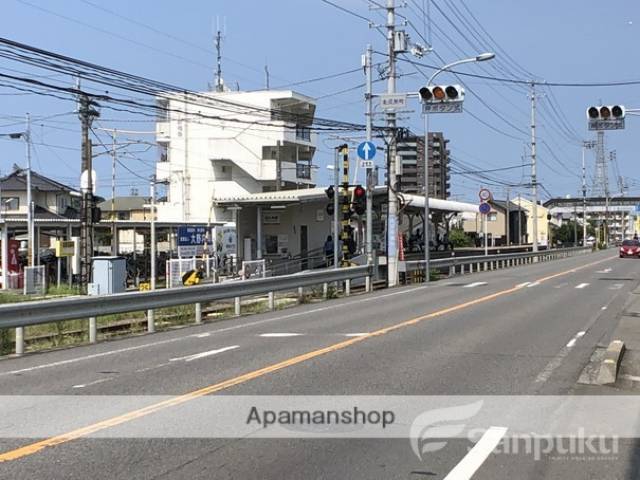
[554, 220, 596, 245]
[449, 228, 473, 248]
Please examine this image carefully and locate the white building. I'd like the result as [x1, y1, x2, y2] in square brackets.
[154, 90, 317, 225]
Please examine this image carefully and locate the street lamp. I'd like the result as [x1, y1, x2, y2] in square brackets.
[422, 53, 495, 281]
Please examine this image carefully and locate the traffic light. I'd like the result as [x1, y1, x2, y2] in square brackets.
[91, 206, 102, 224]
[325, 186, 335, 216]
[586, 105, 625, 120]
[352, 185, 366, 215]
[419, 84, 465, 103]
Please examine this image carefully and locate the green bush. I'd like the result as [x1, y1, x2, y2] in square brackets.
[449, 228, 473, 248]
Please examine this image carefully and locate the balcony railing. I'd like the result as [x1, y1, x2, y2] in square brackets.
[295, 126, 311, 142]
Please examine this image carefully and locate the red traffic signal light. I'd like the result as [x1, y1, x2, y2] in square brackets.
[600, 106, 611, 119]
[352, 185, 366, 215]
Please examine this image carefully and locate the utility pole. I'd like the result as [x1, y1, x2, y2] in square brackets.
[78, 94, 99, 290]
[25, 113, 34, 267]
[574, 205, 578, 246]
[506, 187, 510, 246]
[530, 82, 539, 252]
[517, 193, 522, 245]
[364, 44, 374, 292]
[150, 176, 156, 290]
[386, 0, 399, 287]
[581, 140, 596, 245]
[333, 147, 340, 269]
[111, 130, 117, 256]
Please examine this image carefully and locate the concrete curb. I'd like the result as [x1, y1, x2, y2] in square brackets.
[596, 340, 626, 385]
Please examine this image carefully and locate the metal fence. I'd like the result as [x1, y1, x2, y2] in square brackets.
[23, 266, 45, 295]
[401, 246, 592, 280]
[166, 259, 196, 288]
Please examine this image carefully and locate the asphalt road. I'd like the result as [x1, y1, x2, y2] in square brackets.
[0, 249, 638, 479]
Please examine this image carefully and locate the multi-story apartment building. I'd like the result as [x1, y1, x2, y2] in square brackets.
[154, 90, 317, 224]
[396, 131, 450, 199]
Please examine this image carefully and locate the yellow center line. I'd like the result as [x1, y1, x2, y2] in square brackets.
[0, 254, 615, 463]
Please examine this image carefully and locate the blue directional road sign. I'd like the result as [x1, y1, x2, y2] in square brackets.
[178, 226, 207, 246]
[479, 202, 491, 215]
[357, 141, 376, 160]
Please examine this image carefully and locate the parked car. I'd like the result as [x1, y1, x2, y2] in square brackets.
[619, 239, 640, 258]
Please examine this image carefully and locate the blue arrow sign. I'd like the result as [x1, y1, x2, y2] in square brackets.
[357, 141, 376, 160]
[479, 202, 491, 215]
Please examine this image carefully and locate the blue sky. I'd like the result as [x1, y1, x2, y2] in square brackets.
[1, 0, 640, 203]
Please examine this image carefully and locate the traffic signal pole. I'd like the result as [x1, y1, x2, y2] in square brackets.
[364, 44, 373, 292]
[386, 0, 399, 287]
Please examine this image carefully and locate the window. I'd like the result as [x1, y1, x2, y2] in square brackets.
[2, 197, 19, 211]
[488, 212, 498, 222]
[265, 235, 278, 255]
[56, 195, 68, 213]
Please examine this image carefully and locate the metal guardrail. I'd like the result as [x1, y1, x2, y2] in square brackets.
[0, 265, 371, 331]
[403, 246, 592, 277]
[1, 247, 593, 356]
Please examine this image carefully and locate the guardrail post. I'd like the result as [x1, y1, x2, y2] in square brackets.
[89, 317, 97, 343]
[469, 263, 473, 273]
[195, 302, 202, 324]
[449, 265, 454, 276]
[365, 275, 371, 292]
[345, 279, 351, 297]
[15, 327, 24, 356]
[147, 310, 155, 333]
[322, 283, 328, 299]
[268, 291, 275, 310]
[298, 286, 304, 303]
[235, 296, 241, 316]
[483, 261, 488, 271]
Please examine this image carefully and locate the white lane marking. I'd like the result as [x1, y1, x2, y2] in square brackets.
[71, 377, 112, 389]
[609, 284, 624, 290]
[259, 333, 303, 338]
[194, 333, 211, 338]
[526, 282, 540, 288]
[463, 282, 487, 288]
[597, 268, 613, 273]
[443, 426, 508, 480]
[135, 362, 170, 373]
[575, 283, 590, 289]
[554, 282, 569, 289]
[537, 331, 588, 383]
[515, 282, 530, 288]
[602, 306, 608, 310]
[343, 333, 369, 337]
[621, 374, 640, 383]
[0, 285, 427, 377]
[170, 345, 239, 363]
